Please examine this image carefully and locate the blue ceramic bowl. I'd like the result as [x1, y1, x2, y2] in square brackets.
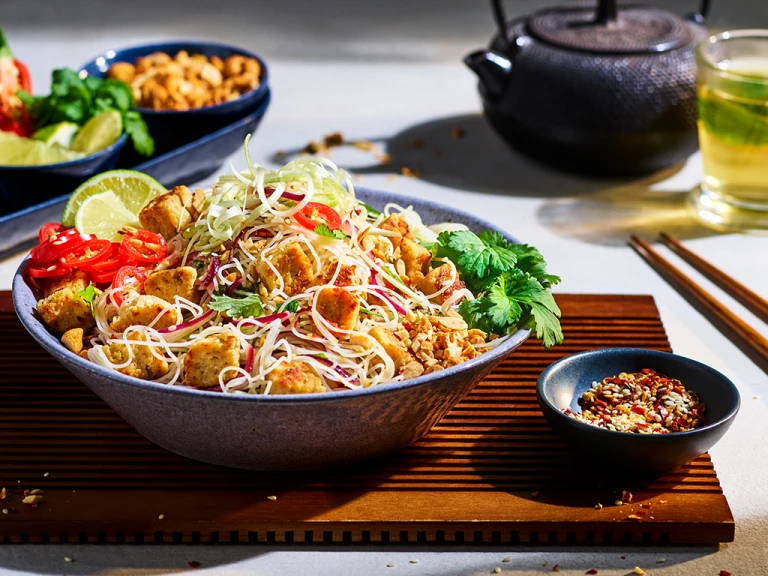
[13, 189, 530, 471]
[0, 134, 127, 217]
[537, 348, 740, 476]
[80, 41, 270, 154]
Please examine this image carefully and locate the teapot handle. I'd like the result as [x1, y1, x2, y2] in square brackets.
[490, 0, 516, 55]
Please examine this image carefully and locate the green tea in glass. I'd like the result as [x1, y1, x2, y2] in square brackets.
[692, 30, 768, 230]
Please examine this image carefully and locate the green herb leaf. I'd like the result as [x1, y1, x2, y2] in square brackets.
[208, 293, 265, 319]
[278, 299, 300, 313]
[314, 223, 348, 240]
[359, 202, 381, 217]
[76, 282, 97, 304]
[123, 110, 155, 156]
[0, 29, 14, 60]
[436, 229, 518, 291]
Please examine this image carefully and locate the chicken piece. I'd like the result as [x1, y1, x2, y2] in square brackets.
[102, 333, 169, 380]
[379, 214, 411, 250]
[109, 295, 181, 332]
[45, 269, 89, 296]
[144, 266, 198, 303]
[316, 287, 360, 332]
[316, 261, 365, 288]
[37, 287, 95, 334]
[138, 185, 203, 240]
[418, 264, 466, 304]
[183, 333, 240, 388]
[60, 328, 85, 354]
[369, 326, 412, 371]
[399, 238, 432, 285]
[266, 361, 325, 395]
[252, 242, 314, 296]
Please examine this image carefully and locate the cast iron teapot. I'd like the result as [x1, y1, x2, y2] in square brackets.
[466, 0, 710, 176]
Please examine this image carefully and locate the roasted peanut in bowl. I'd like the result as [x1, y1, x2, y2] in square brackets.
[79, 41, 270, 153]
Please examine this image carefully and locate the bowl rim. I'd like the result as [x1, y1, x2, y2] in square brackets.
[536, 347, 741, 439]
[13, 186, 531, 404]
[0, 133, 128, 171]
[78, 40, 270, 116]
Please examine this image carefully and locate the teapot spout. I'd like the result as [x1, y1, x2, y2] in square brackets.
[464, 50, 512, 100]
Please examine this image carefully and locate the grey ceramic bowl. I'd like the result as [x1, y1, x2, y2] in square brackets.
[537, 348, 740, 476]
[13, 188, 529, 471]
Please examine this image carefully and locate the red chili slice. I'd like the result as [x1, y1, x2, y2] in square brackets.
[80, 243, 121, 272]
[59, 238, 112, 269]
[111, 266, 148, 307]
[27, 262, 69, 279]
[38, 222, 67, 243]
[14, 60, 32, 93]
[293, 202, 342, 231]
[120, 229, 167, 263]
[31, 229, 93, 265]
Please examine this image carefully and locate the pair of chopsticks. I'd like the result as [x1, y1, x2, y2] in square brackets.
[629, 233, 768, 374]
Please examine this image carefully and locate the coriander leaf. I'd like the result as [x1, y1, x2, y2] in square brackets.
[508, 243, 561, 288]
[314, 223, 348, 240]
[208, 293, 264, 319]
[96, 79, 133, 112]
[529, 300, 564, 349]
[417, 239, 438, 257]
[123, 110, 155, 156]
[76, 283, 97, 304]
[278, 299, 300, 313]
[437, 230, 517, 290]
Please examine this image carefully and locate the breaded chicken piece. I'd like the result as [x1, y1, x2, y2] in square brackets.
[399, 238, 432, 285]
[379, 214, 411, 250]
[316, 287, 360, 332]
[109, 295, 181, 332]
[253, 242, 315, 296]
[183, 332, 240, 388]
[45, 269, 89, 296]
[144, 266, 198, 303]
[266, 361, 325, 394]
[138, 185, 205, 239]
[316, 261, 365, 288]
[102, 333, 169, 380]
[418, 264, 466, 304]
[37, 287, 95, 333]
[369, 326, 412, 371]
[61, 328, 84, 354]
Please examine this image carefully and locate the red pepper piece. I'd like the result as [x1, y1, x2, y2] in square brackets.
[631, 404, 646, 416]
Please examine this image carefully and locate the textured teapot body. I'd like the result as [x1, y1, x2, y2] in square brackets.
[467, 4, 709, 176]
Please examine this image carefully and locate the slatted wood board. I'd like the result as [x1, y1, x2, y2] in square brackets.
[0, 292, 734, 545]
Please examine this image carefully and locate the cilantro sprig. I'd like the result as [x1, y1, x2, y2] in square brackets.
[208, 293, 264, 319]
[314, 223, 348, 240]
[434, 230, 563, 348]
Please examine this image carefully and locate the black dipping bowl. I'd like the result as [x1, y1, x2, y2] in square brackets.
[537, 348, 740, 476]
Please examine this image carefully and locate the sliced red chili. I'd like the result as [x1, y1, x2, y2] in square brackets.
[80, 243, 121, 272]
[120, 229, 167, 263]
[38, 223, 67, 243]
[111, 266, 148, 307]
[14, 60, 32, 93]
[31, 229, 93, 265]
[59, 238, 112, 269]
[293, 202, 342, 231]
[27, 262, 69, 279]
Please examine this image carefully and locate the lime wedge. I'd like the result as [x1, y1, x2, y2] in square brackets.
[32, 122, 80, 148]
[75, 190, 140, 241]
[0, 132, 85, 166]
[62, 169, 166, 228]
[71, 110, 123, 154]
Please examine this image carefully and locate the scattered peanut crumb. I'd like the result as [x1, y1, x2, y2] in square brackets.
[387, 563, 396, 568]
[324, 132, 344, 147]
[64, 557, 73, 563]
[0, 488, 6, 500]
[22, 495, 43, 506]
[377, 152, 392, 165]
[659, 500, 667, 504]
[627, 514, 642, 521]
[400, 167, 418, 178]
[2, 509, 8, 515]
[157, 514, 165, 520]
[452, 127, 466, 139]
[353, 140, 375, 152]
[594, 503, 603, 510]
[615, 500, 624, 506]
[30, 489, 44, 495]
[634, 567, 646, 575]
[267, 495, 277, 501]
[553, 565, 560, 572]
[502, 557, 511, 563]
[650, 516, 655, 519]
[493, 568, 501, 574]
[43, 473, 49, 478]
[409, 560, 419, 564]
[622, 490, 633, 503]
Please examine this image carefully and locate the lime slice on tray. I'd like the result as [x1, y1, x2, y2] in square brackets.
[75, 190, 141, 241]
[62, 169, 166, 230]
[71, 109, 123, 154]
[0, 132, 85, 166]
[32, 122, 80, 148]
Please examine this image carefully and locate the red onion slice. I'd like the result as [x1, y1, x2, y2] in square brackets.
[306, 354, 359, 384]
[235, 312, 289, 328]
[244, 344, 255, 373]
[226, 278, 243, 295]
[263, 187, 305, 202]
[199, 254, 221, 289]
[157, 309, 217, 334]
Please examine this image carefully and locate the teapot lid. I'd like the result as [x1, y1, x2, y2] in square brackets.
[527, 3, 693, 54]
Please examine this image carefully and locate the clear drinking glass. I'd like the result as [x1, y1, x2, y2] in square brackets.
[690, 30, 768, 231]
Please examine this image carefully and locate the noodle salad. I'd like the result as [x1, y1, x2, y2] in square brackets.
[29, 145, 562, 395]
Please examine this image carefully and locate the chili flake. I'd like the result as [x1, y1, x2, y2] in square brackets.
[563, 368, 705, 433]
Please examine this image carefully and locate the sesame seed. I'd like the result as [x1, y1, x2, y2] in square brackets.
[43, 473, 49, 477]
[502, 557, 511, 562]
[267, 495, 277, 501]
[493, 568, 501, 574]
[64, 557, 73, 563]
[387, 563, 396, 568]
[2, 509, 7, 515]
[158, 514, 165, 520]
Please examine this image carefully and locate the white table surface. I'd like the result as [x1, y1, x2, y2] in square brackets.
[2, 6, 768, 574]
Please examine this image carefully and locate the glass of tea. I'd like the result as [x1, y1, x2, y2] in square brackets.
[691, 30, 768, 231]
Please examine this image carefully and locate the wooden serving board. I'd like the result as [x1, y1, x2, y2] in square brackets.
[0, 292, 734, 545]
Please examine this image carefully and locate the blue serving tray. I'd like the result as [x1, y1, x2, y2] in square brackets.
[0, 89, 270, 257]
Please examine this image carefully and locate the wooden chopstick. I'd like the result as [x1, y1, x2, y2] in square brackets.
[660, 232, 768, 324]
[629, 234, 768, 374]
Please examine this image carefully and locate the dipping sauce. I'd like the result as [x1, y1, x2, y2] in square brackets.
[563, 368, 705, 434]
